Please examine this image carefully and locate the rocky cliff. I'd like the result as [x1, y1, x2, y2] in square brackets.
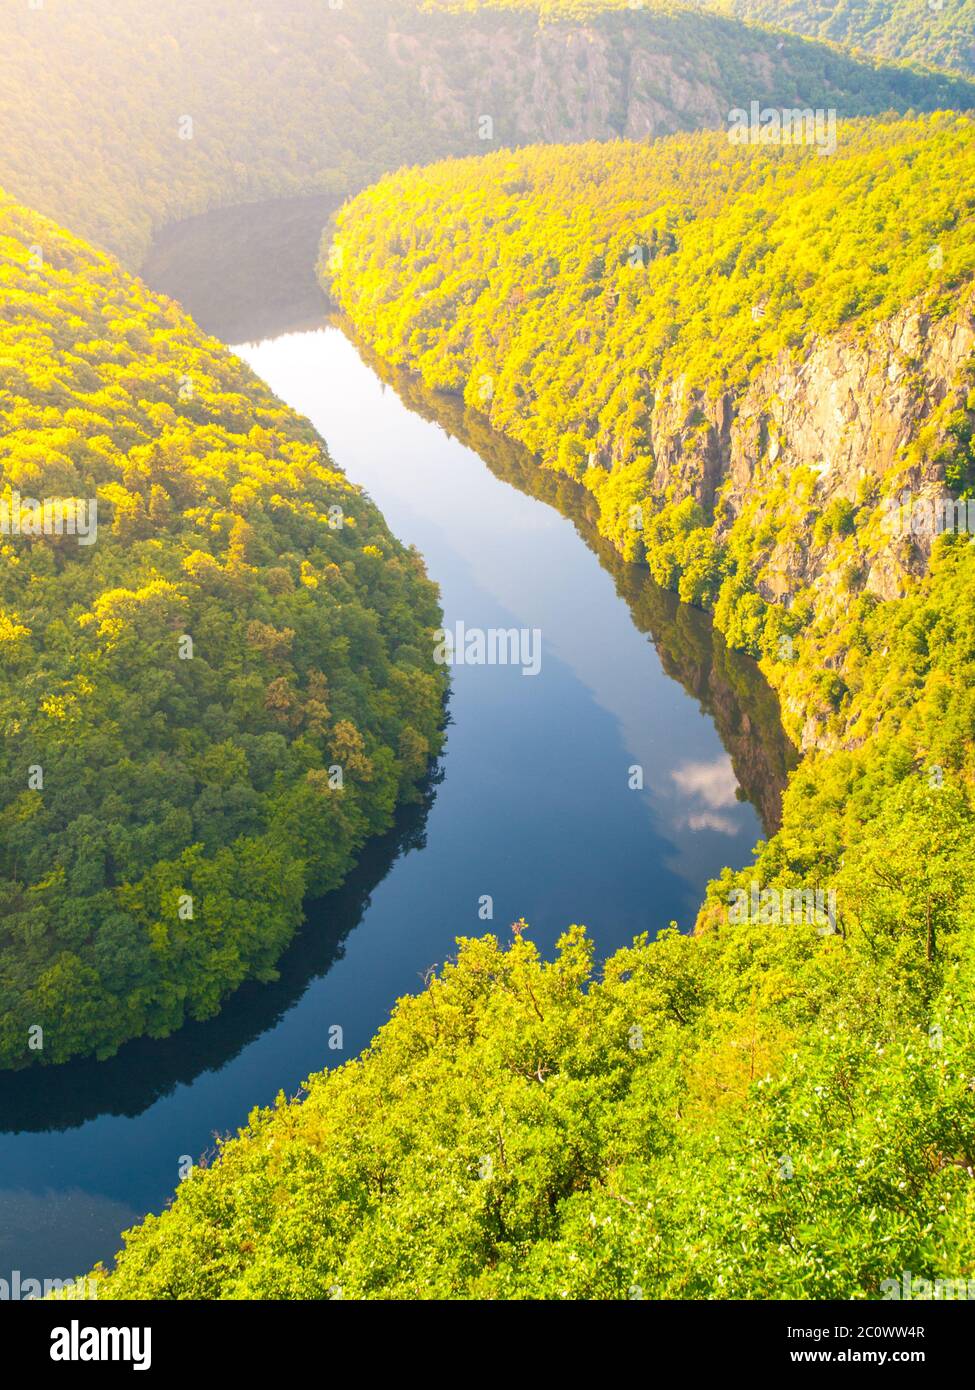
[390, 8, 973, 146]
[581, 291, 973, 748]
[642, 291, 974, 575]
[1, 0, 972, 264]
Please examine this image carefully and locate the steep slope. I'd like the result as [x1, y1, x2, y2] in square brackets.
[1, 0, 972, 264]
[324, 111, 975, 985]
[0, 193, 445, 1068]
[324, 113, 975, 752]
[82, 112, 975, 1300]
[713, 0, 975, 79]
[87, 832, 975, 1299]
[350, 331, 801, 829]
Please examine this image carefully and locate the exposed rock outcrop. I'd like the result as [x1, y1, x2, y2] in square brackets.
[635, 289, 975, 606]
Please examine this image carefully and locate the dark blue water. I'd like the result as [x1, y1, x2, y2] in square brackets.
[0, 198, 795, 1285]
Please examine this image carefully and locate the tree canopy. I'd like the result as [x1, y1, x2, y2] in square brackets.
[0, 0, 971, 264]
[0, 193, 446, 1067]
[82, 112, 975, 1299]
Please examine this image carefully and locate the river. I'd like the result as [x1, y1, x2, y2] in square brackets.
[0, 196, 795, 1285]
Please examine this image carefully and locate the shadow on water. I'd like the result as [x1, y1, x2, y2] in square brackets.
[140, 193, 338, 343]
[347, 330, 800, 837]
[0, 770, 442, 1133]
[0, 195, 795, 1136]
[143, 189, 797, 837]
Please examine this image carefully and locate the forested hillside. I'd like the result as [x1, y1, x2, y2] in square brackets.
[6, 0, 974, 1304]
[325, 110, 975, 857]
[713, 0, 975, 79]
[431, 0, 975, 77]
[326, 114, 973, 411]
[0, 194, 445, 1068]
[325, 113, 975, 743]
[82, 111, 975, 1298]
[88, 825, 975, 1298]
[1, 0, 972, 265]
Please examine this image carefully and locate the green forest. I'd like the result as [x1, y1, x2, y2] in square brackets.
[0, 0, 973, 1312]
[325, 114, 975, 738]
[324, 115, 975, 891]
[326, 112, 973, 689]
[325, 114, 973, 412]
[0, 194, 445, 1066]
[714, 0, 975, 78]
[1, 0, 972, 264]
[79, 112, 975, 1299]
[89, 821, 975, 1297]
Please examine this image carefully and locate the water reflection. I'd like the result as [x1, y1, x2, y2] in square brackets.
[141, 194, 336, 342]
[351, 332, 798, 835]
[0, 195, 797, 1143]
[0, 776, 440, 1134]
[142, 190, 796, 845]
[0, 195, 797, 1282]
[0, 197, 796, 1142]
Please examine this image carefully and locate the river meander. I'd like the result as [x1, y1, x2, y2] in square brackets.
[0, 196, 795, 1284]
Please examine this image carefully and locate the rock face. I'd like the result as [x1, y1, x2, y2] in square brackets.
[637, 289, 975, 606]
[395, 20, 730, 144]
[385, 11, 967, 151]
[351, 333, 800, 833]
[572, 287, 974, 755]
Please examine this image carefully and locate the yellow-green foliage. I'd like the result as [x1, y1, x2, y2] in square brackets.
[0, 192, 446, 1068]
[713, 0, 975, 79]
[83, 112, 975, 1290]
[5, 6, 972, 1293]
[328, 113, 974, 438]
[327, 112, 975, 680]
[90, 850, 975, 1297]
[325, 109, 975, 835]
[1, 0, 972, 263]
